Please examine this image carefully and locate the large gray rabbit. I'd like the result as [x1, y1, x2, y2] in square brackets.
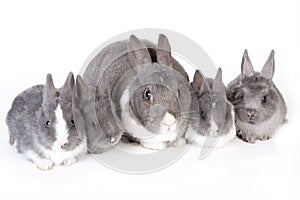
[6, 73, 87, 170]
[227, 50, 287, 143]
[186, 68, 236, 148]
[83, 34, 191, 150]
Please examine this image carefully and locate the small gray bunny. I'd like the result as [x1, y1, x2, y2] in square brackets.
[72, 75, 122, 154]
[83, 34, 192, 150]
[186, 68, 236, 148]
[6, 73, 87, 170]
[227, 50, 287, 143]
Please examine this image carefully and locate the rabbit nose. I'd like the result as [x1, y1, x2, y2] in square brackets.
[61, 143, 68, 149]
[247, 110, 256, 118]
[162, 121, 176, 128]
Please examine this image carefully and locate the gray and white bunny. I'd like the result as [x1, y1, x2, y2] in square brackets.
[6, 73, 87, 170]
[227, 50, 287, 143]
[83, 34, 191, 150]
[186, 68, 236, 148]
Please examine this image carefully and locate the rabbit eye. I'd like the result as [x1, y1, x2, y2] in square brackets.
[45, 121, 51, 129]
[70, 120, 75, 128]
[92, 121, 98, 128]
[239, 92, 244, 99]
[200, 110, 205, 118]
[262, 96, 267, 103]
[144, 89, 152, 101]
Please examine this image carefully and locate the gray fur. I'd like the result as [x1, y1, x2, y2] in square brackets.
[189, 68, 234, 137]
[227, 50, 287, 143]
[72, 75, 122, 154]
[6, 73, 85, 168]
[83, 34, 191, 150]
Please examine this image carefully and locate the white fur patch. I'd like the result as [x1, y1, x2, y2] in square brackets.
[52, 105, 68, 151]
[209, 119, 218, 136]
[161, 112, 177, 133]
[214, 125, 236, 148]
[22, 104, 87, 168]
[186, 101, 236, 149]
[120, 89, 178, 150]
[37, 103, 88, 166]
[24, 150, 53, 170]
[11, 140, 17, 149]
[42, 136, 87, 165]
[186, 126, 235, 149]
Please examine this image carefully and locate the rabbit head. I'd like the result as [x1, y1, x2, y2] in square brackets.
[232, 50, 284, 125]
[190, 68, 228, 136]
[73, 75, 122, 153]
[34, 72, 81, 152]
[36, 74, 59, 149]
[121, 34, 191, 142]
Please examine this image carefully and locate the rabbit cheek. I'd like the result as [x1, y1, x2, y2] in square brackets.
[52, 105, 68, 151]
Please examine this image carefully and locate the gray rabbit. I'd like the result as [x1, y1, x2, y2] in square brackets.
[83, 34, 191, 150]
[72, 75, 122, 154]
[227, 50, 287, 143]
[6, 73, 87, 170]
[186, 68, 236, 148]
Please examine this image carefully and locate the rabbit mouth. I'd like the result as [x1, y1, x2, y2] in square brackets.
[237, 117, 257, 125]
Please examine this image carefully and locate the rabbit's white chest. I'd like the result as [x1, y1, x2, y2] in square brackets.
[52, 105, 69, 151]
[120, 89, 178, 150]
[41, 139, 86, 165]
[186, 107, 236, 149]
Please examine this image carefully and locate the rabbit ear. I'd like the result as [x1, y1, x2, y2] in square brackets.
[213, 68, 226, 97]
[192, 70, 209, 94]
[202, 79, 210, 94]
[192, 70, 204, 91]
[157, 34, 172, 66]
[60, 72, 74, 102]
[211, 68, 227, 132]
[74, 75, 89, 99]
[241, 49, 254, 79]
[128, 35, 152, 67]
[43, 74, 57, 106]
[261, 50, 275, 80]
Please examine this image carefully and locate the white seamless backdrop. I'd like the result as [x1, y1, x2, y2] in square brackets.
[0, 1, 299, 200]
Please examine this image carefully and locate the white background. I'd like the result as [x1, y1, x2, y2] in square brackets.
[0, 0, 299, 199]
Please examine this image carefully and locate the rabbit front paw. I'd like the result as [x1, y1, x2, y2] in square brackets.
[62, 157, 77, 166]
[259, 134, 272, 141]
[141, 141, 167, 150]
[171, 138, 187, 148]
[282, 118, 288, 124]
[36, 159, 54, 171]
[237, 131, 256, 143]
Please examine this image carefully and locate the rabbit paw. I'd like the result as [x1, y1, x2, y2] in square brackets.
[171, 138, 186, 148]
[282, 118, 288, 124]
[259, 134, 272, 141]
[62, 157, 77, 166]
[141, 141, 167, 150]
[237, 131, 256, 143]
[36, 159, 54, 171]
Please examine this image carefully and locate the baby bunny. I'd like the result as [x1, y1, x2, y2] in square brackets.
[83, 34, 192, 150]
[227, 50, 287, 143]
[72, 75, 122, 154]
[6, 73, 87, 170]
[186, 68, 236, 148]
